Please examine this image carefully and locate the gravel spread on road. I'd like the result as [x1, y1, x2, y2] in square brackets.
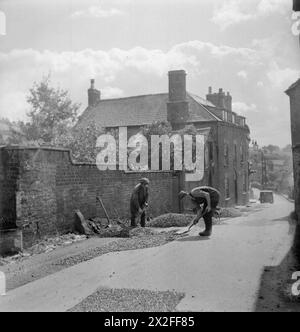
[56, 230, 178, 267]
[1, 229, 179, 291]
[69, 288, 185, 312]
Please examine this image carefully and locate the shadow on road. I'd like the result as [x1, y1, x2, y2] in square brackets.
[254, 218, 300, 312]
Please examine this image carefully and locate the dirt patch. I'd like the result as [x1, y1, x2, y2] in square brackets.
[69, 288, 185, 312]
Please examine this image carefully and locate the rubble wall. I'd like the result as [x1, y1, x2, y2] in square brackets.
[0, 147, 181, 247]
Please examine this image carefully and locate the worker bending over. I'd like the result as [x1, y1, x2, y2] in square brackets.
[179, 186, 220, 237]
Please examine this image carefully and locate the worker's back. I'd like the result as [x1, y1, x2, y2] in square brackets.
[190, 186, 220, 205]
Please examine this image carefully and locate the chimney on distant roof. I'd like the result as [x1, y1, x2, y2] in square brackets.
[206, 87, 232, 111]
[167, 70, 189, 126]
[88, 79, 101, 107]
[293, 0, 300, 11]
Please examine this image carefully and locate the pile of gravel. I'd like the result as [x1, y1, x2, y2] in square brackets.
[69, 288, 185, 312]
[148, 214, 194, 228]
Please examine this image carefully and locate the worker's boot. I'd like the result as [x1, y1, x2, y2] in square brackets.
[199, 218, 212, 237]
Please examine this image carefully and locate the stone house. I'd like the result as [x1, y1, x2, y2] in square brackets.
[77, 70, 251, 207]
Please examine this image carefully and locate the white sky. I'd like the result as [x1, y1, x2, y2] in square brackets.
[0, 0, 299, 147]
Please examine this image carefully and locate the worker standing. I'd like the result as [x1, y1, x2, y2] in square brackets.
[130, 178, 150, 228]
[179, 186, 220, 237]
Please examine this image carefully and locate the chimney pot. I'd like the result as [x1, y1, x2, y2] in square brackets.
[91, 79, 95, 89]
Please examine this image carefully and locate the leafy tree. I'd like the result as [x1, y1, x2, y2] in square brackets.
[24, 75, 80, 143]
[52, 123, 106, 163]
[263, 145, 280, 154]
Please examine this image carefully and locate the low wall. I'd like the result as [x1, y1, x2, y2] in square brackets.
[0, 147, 182, 249]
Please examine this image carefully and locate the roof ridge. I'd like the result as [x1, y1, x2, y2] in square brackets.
[95, 92, 168, 104]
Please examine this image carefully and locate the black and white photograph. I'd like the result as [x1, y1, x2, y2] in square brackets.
[0, 0, 300, 315]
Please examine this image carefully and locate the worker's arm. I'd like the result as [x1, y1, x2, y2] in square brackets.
[192, 207, 205, 225]
[144, 186, 149, 208]
[194, 191, 211, 213]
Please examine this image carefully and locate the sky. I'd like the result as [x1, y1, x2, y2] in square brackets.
[0, 0, 299, 147]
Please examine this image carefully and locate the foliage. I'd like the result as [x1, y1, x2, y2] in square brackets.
[140, 121, 199, 171]
[141, 121, 173, 138]
[24, 75, 80, 143]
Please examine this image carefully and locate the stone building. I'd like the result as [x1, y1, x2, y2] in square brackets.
[286, 79, 300, 220]
[78, 70, 251, 206]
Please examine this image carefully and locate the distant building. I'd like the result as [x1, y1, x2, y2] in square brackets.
[249, 141, 266, 187]
[286, 79, 300, 219]
[78, 70, 251, 206]
[249, 140, 293, 194]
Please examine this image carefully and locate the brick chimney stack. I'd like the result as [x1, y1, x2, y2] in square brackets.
[206, 87, 232, 112]
[167, 70, 189, 126]
[88, 79, 101, 107]
[293, 0, 300, 11]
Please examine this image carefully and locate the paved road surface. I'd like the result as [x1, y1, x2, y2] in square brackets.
[0, 195, 295, 312]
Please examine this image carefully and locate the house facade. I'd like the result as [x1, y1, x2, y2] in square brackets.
[78, 70, 251, 207]
[286, 79, 300, 220]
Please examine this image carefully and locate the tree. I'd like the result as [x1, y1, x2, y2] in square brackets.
[24, 75, 80, 143]
[52, 123, 106, 163]
[263, 145, 280, 154]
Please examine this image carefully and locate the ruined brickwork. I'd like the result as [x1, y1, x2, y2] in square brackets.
[0, 147, 182, 247]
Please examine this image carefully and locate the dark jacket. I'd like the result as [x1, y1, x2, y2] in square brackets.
[130, 184, 149, 213]
[190, 186, 220, 209]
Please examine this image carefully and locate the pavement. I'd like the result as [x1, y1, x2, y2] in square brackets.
[0, 194, 295, 312]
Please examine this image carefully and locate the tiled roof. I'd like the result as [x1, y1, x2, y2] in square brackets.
[77, 92, 221, 129]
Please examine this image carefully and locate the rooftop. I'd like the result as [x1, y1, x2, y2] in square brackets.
[77, 91, 247, 129]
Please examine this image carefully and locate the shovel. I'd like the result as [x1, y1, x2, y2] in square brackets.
[176, 221, 196, 236]
[176, 210, 205, 236]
